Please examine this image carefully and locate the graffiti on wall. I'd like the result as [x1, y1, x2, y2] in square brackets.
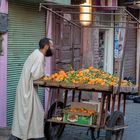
[114, 15, 125, 59]
[114, 25, 125, 58]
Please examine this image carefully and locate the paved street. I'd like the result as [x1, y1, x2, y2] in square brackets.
[0, 135, 7, 140]
[60, 100, 140, 140]
[0, 100, 140, 140]
[123, 100, 140, 140]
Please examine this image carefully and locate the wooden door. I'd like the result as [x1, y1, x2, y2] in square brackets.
[52, 12, 82, 72]
[51, 12, 82, 104]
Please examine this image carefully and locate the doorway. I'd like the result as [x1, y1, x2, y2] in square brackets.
[99, 29, 113, 74]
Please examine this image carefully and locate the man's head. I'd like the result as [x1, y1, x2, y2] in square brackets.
[39, 37, 54, 57]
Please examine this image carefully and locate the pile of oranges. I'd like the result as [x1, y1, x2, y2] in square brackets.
[42, 66, 132, 87]
[67, 107, 96, 115]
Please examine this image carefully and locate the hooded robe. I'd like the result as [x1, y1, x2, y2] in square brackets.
[11, 49, 45, 140]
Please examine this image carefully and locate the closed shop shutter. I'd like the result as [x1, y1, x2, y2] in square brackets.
[123, 8, 138, 83]
[7, 2, 45, 127]
[123, 24, 137, 83]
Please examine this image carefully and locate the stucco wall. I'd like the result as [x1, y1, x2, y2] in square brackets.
[0, 0, 8, 127]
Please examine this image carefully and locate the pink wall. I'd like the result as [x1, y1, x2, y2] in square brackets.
[0, 0, 8, 127]
[44, 11, 53, 114]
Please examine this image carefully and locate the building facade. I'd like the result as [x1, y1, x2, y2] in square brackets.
[0, 0, 70, 128]
[82, 0, 117, 75]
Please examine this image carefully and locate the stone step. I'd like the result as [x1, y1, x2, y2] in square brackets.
[0, 127, 11, 136]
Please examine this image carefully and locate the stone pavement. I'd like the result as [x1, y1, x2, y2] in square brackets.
[0, 100, 140, 140]
[0, 127, 10, 140]
[60, 100, 140, 140]
[0, 135, 8, 140]
[123, 100, 140, 140]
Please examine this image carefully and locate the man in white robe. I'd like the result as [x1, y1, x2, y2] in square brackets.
[9, 38, 54, 140]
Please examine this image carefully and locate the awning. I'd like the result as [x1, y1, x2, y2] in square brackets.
[39, 3, 140, 29]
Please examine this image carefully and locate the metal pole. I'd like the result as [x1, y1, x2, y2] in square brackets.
[138, 45, 140, 95]
[40, 3, 125, 9]
[71, 24, 74, 69]
[40, 5, 81, 29]
[71, 20, 138, 24]
[136, 10, 140, 95]
[53, 11, 127, 15]
[80, 27, 83, 68]
[85, 25, 139, 29]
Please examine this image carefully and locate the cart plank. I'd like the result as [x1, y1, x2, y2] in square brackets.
[47, 119, 98, 128]
[113, 85, 138, 93]
[33, 80, 138, 94]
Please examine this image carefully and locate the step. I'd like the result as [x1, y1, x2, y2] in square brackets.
[0, 127, 11, 136]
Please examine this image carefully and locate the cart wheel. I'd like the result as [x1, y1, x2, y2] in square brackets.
[44, 101, 65, 140]
[105, 111, 124, 140]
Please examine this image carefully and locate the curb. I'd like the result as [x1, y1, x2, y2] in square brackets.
[0, 127, 11, 136]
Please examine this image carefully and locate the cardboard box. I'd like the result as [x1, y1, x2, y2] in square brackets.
[63, 102, 98, 125]
[82, 100, 100, 112]
[71, 102, 98, 111]
[63, 113, 93, 125]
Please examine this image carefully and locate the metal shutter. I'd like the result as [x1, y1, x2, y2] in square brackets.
[7, 2, 45, 127]
[124, 25, 137, 82]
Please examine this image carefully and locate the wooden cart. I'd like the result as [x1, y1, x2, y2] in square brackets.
[34, 80, 138, 140]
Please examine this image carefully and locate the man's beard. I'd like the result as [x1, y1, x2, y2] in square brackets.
[45, 47, 53, 57]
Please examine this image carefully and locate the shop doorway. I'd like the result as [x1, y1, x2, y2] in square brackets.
[99, 29, 113, 74]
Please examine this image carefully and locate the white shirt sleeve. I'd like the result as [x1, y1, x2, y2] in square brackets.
[31, 57, 45, 80]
